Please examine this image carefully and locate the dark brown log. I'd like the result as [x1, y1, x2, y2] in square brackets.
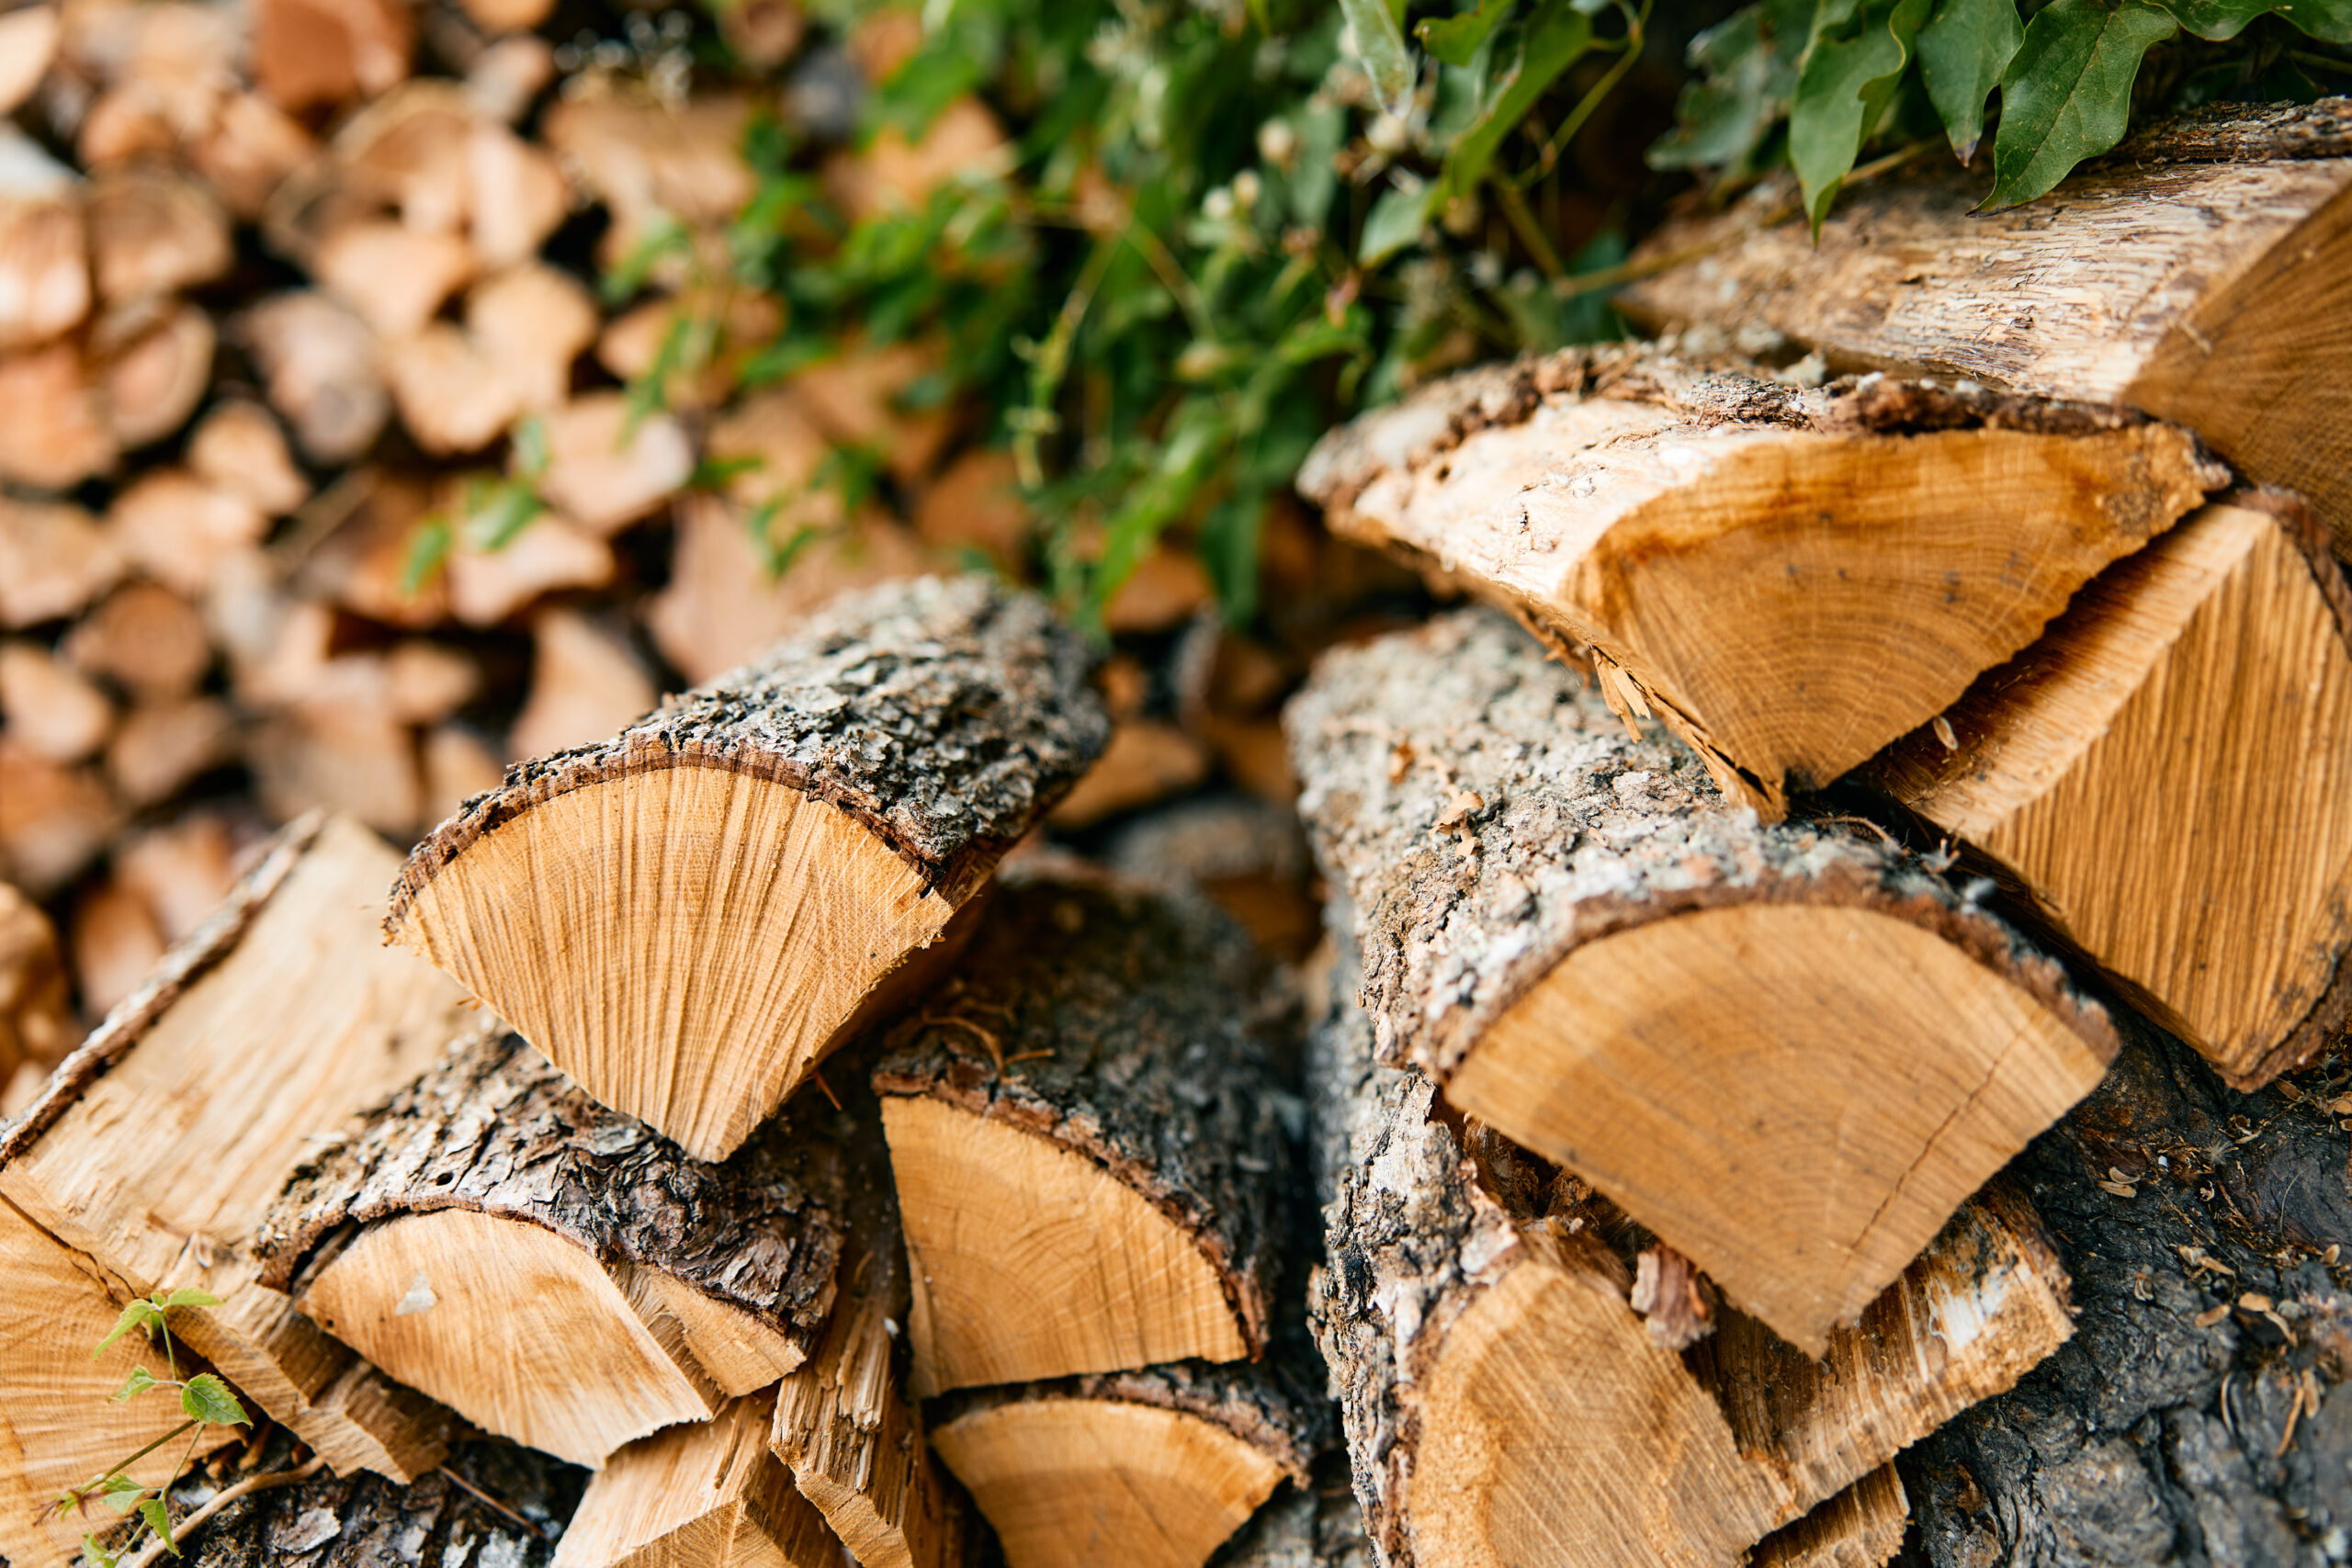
[1294, 344, 2225, 814]
[1616, 100, 2352, 558]
[873, 875, 1292, 1393]
[1306, 918, 2071, 1568]
[929, 1360, 1323, 1568]
[1898, 1022, 2352, 1566]
[388, 575, 1109, 1161]
[0, 880, 72, 1074]
[1290, 608, 2114, 1351]
[257, 1024, 848, 1467]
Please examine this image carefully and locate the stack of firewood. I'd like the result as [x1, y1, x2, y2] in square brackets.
[3, 17, 2350, 1562]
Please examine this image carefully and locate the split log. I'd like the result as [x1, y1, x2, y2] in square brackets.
[385, 640, 482, 727]
[1293, 344, 2227, 814]
[381, 324, 522, 455]
[0, 339, 115, 488]
[238, 291, 390, 464]
[255, 1024, 848, 1468]
[1866, 495, 2352, 1089]
[107, 469, 270, 598]
[1617, 98, 2352, 556]
[0, 815, 467, 1482]
[0, 188, 87, 353]
[793, 339, 954, 484]
[443, 513, 615, 627]
[107, 694, 236, 806]
[0, 881, 72, 1073]
[0, 740, 119, 895]
[1748, 1470, 1907, 1568]
[540, 96, 754, 276]
[73, 875, 166, 1016]
[0, 637, 116, 761]
[1306, 923, 2070, 1568]
[1290, 608, 2115, 1351]
[314, 220, 476, 341]
[769, 1081, 967, 1568]
[188, 400, 311, 517]
[930, 1362, 1320, 1568]
[97, 299, 215, 449]
[555, 1390, 843, 1568]
[63, 581, 210, 697]
[465, 263, 597, 412]
[534, 393, 695, 536]
[0, 8, 58, 119]
[251, 0, 413, 113]
[0, 496, 123, 627]
[506, 607, 657, 761]
[1206, 1461, 1374, 1568]
[386, 575, 1107, 1160]
[188, 93, 317, 220]
[249, 700, 423, 837]
[872, 876, 1290, 1392]
[1898, 1021, 2352, 1564]
[1047, 722, 1213, 829]
[114, 813, 244, 942]
[0, 1197, 243, 1568]
[421, 723, 503, 825]
[173, 1439, 582, 1568]
[85, 167, 231, 304]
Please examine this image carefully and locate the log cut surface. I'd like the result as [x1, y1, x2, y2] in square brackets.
[1291, 610, 2114, 1349]
[0, 813, 466, 1483]
[1295, 347, 2223, 811]
[1618, 101, 2352, 552]
[257, 1025, 844, 1465]
[874, 876, 1290, 1392]
[1868, 496, 2352, 1088]
[930, 1362, 1322, 1568]
[386, 573, 1108, 1160]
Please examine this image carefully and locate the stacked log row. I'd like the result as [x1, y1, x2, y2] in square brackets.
[1617, 98, 2352, 558]
[870, 874, 1327, 1568]
[1288, 608, 2115, 1354]
[0, 814, 466, 1566]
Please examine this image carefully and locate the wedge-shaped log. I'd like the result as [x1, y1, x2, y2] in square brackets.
[1291, 610, 2115, 1352]
[1618, 99, 2352, 555]
[874, 877, 1290, 1393]
[556, 1390, 844, 1568]
[1867, 497, 2352, 1089]
[932, 1362, 1319, 1568]
[770, 1082, 969, 1568]
[1307, 929, 2070, 1568]
[387, 574, 1109, 1161]
[1748, 1470, 1906, 1568]
[0, 814, 462, 1491]
[1295, 345, 2225, 814]
[257, 1026, 846, 1468]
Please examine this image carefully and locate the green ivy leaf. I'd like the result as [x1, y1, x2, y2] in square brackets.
[93, 1302, 161, 1359]
[150, 1289, 221, 1312]
[2157, 0, 2350, 40]
[1358, 182, 1439, 265]
[1916, 0, 2023, 162]
[1442, 0, 1598, 198]
[399, 517, 453, 598]
[178, 1373, 248, 1427]
[1419, 0, 1514, 65]
[1648, 0, 1814, 172]
[1988, 0, 2177, 210]
[110, 1368, 158, 1404]
[1339, 0, 1419, 117]
[1789, 0, 1932, 230]
[138, 1499, 179, 1558]
[84, 1532, 119, 1568]
[459, 479, 545, 554]
[98, 1477, 146, 1514]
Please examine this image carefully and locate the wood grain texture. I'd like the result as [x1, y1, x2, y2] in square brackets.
[1618, 105, 2352, 554]
[386, 574, 1107, 1160]
[0, 814, 466, 1483]
[1295, 347, 2222, 812]
[1869, 498, 2352, 1088]
[1748, 1469, 1906, 1568]
[1290, 609, 2113, 1350]
[874, 876, 1290, 1392]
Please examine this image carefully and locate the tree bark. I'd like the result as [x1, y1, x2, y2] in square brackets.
[385, 573, 1111, 1161]
[1290, 609, 2114, 1351]
[1307, 914, 2073, 1568]
[1616, 101, 2352, 558]
[1896, 1021, 2352, 1566]
[0, 813, 464, 1487]
[1295, 344, 2223, 814]
[1206, 1461, 1376, 1568]
[872, 874, 1293, 1393]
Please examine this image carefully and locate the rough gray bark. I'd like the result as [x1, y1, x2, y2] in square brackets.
[1285, 607, 2114, 1088]
[870, 875, 1295, 1357]
[1207, 1463, 1377, 1568]
[175, 1441, 582, 1568]
[0, 812, 318, 1167]
[389, 574, 1110, 913]
[1896, 1023, 2352, 1567]
[2103, 95, 2352, 165]
[255, 1023, 845, 1338]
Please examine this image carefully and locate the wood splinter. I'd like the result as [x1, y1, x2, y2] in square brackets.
[873, 876, 1292, 1393]
[255, 1026, 847, 1468]
[1295, 344, 2226, 815]
[386, 574, 1110, 1161]
[1290, 611, 2117, 1352]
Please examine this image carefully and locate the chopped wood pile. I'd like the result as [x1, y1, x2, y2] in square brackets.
[0, 11, 2347, 1561]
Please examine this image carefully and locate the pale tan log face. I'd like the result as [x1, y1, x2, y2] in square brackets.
[884, 1096, 1249, 1392]
[1749, 1469, 1907, 1568]
[299, 1209, 731, 1468]
[393, 766, 962, 1160]
[931, 1399, 1288, 1568]
[1883, 504, 2352, 1085]
[1413, 1236, 1790, 1568]
[557, 1392, 842, 1568]
[1450, 903, 2109, 1353]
